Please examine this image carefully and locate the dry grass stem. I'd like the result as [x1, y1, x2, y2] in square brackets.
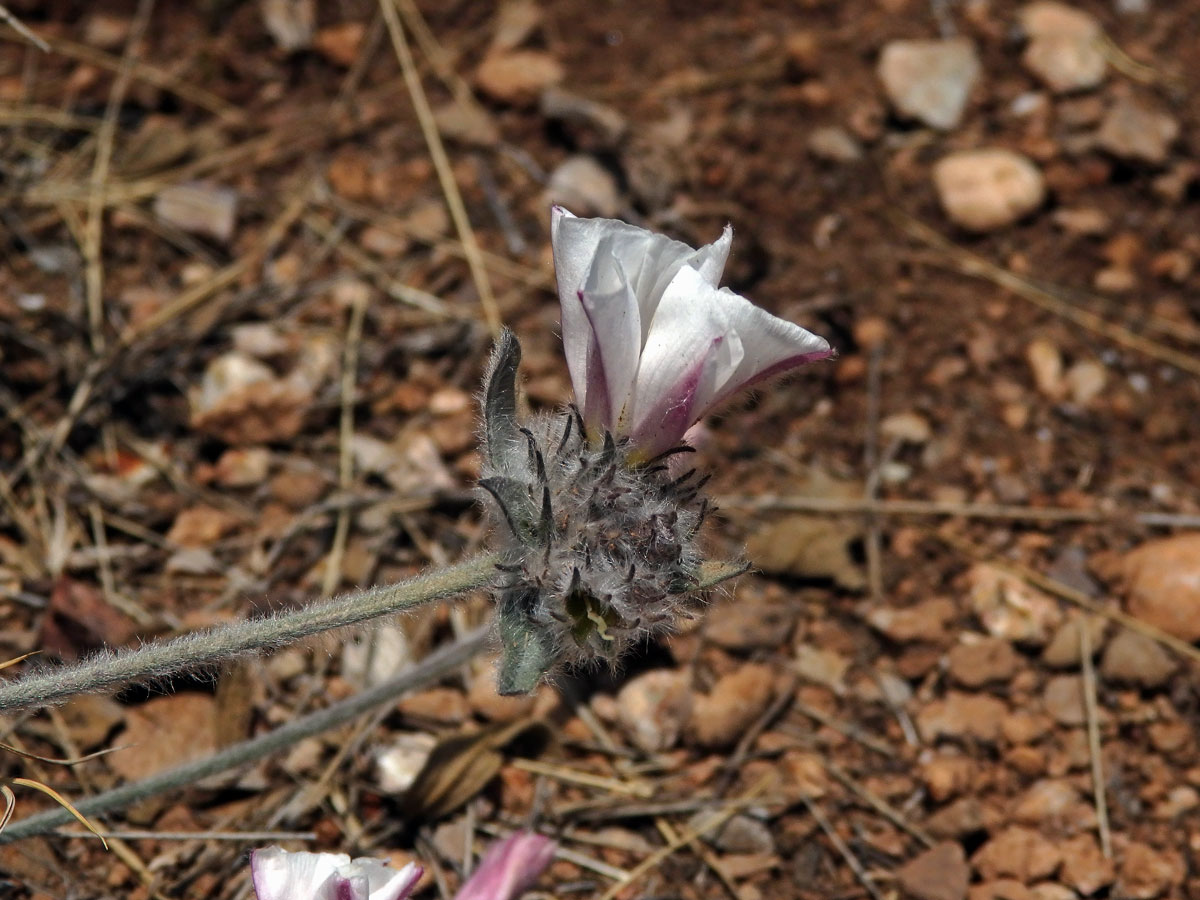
[1080, 619, 1112, 859]
[379, 0, 501, 335]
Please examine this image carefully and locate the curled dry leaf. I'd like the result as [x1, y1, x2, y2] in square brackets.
[400, 716, 550, 820]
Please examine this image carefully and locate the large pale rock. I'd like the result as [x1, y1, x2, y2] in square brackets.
[1118, 534, 1200, 641]
[1096, 96, 1180, 165]
[877, 38, 981, 130]
[934, 149, 1045, 231]
[1019, 2, 1106, 93]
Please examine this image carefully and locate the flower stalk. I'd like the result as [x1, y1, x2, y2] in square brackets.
[0, 554, 501, 713]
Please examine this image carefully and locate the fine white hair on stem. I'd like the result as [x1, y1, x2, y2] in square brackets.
[0, 554, 500, 712]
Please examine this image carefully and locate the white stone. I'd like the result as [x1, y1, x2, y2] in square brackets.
[933, 149, 1045, 231]
[1019, 2, 1107, 93]
[878, 38, 981, 130]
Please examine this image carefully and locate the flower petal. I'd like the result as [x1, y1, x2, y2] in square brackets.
[579, 236, 642, 428]
[347, 858, 422, 900]
[251, 847, 349, 900]
[696, 288, 833, 417]
[250, 849, 422, 900]
[454, 832, 557, 900]
[686, 223, 733, 287]
[628, 267, 832, 455]
[552, 206, 701, 344]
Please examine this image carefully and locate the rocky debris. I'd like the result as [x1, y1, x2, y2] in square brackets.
[475, 50, 564, 105]
[969, 880, 1036, 900]
[1113, 534, 1200, 641]
[972, 826, 1062, 882]
[1041, 674, 1086, 726]
[1010, 779, 1084, 826]
[1058, 833, 1114, 896]
[877, 38, 981, 130]
[260, 0, 315, 52]
[925, 797, 986, 838]
[933, 149, 1045, 231]
[395, 687, 471, 724]
[967, 564, 1063, 646]
[189, 352, 314, 445]
[1095, 96, 1180, 165]
[1040, 617, 1106, 668]
[881, 411, 933, 444]
[1018, 2, 1107, 93]
[921, 753, 976, 803]
[1002, 710, 1052, 745]
[794, 644, 850, 693]
[154, 181, 238, 242]
[1026, 338, 1064, 400]
[312, 22, 365, 66]
[689, 663, 776, 748]
[1051, 206, 1110, 235]
[698, 813, 776, 855]
[350, 432, 455, 496]
[375, 732, 437, 794]
[545, 155, 622, 217]
[1064, 360, 1107, 406]
[947, 637, 1020, 687]
[748, 514, 865, 590]
[917, 691, 1009, 743]
[1116, 842, 1185, 899]
[703, 589, 797, 651]
[615, 669, 692, 753]
[807, 125, 864, 163]
[895, 841, 970, 900]
[1099, 629, 1176, 687]
[866, 596, 956, 644]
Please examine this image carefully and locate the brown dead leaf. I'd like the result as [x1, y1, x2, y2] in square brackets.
[746, 515, 865, 590]
[108, 693, 218, 784]
[40, 577, 139, 659]
[401, 716, 550, 820]
[166, 505, 243, 547]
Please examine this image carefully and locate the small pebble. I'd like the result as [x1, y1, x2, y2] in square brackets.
[1096, 96, 1180, 165]
[1041, 674, 1086, 726]
[1059, 833, 1115, 896]
[877, 38, 981, 130]
[947, 637, 1019, 687]
[807, 125, 864, 162]
[689, 663, 776, 748]
[896, 842, 970, 900]
[934, 149, 1045, 231]
[616, 669, 692, 753]
[1119, 534, 1200, 641]
[1100, 629, 1176, 687]
[1019, 2, 1107, 93]
[475, 50, 564, 105]
[545, 155, 623, 217]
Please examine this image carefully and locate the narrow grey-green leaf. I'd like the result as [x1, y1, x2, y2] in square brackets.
[483, 329, 524, 475]
[496, 596, 557, 696]
[478, 476, 541, 547]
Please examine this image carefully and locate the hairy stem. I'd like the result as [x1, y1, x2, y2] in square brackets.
[0, 553, 500, 712]
[0, 625, 492, 844]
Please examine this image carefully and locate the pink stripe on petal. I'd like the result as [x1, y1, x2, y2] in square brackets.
[699, 345, 836, 421]
[628, 338, 722, 459]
